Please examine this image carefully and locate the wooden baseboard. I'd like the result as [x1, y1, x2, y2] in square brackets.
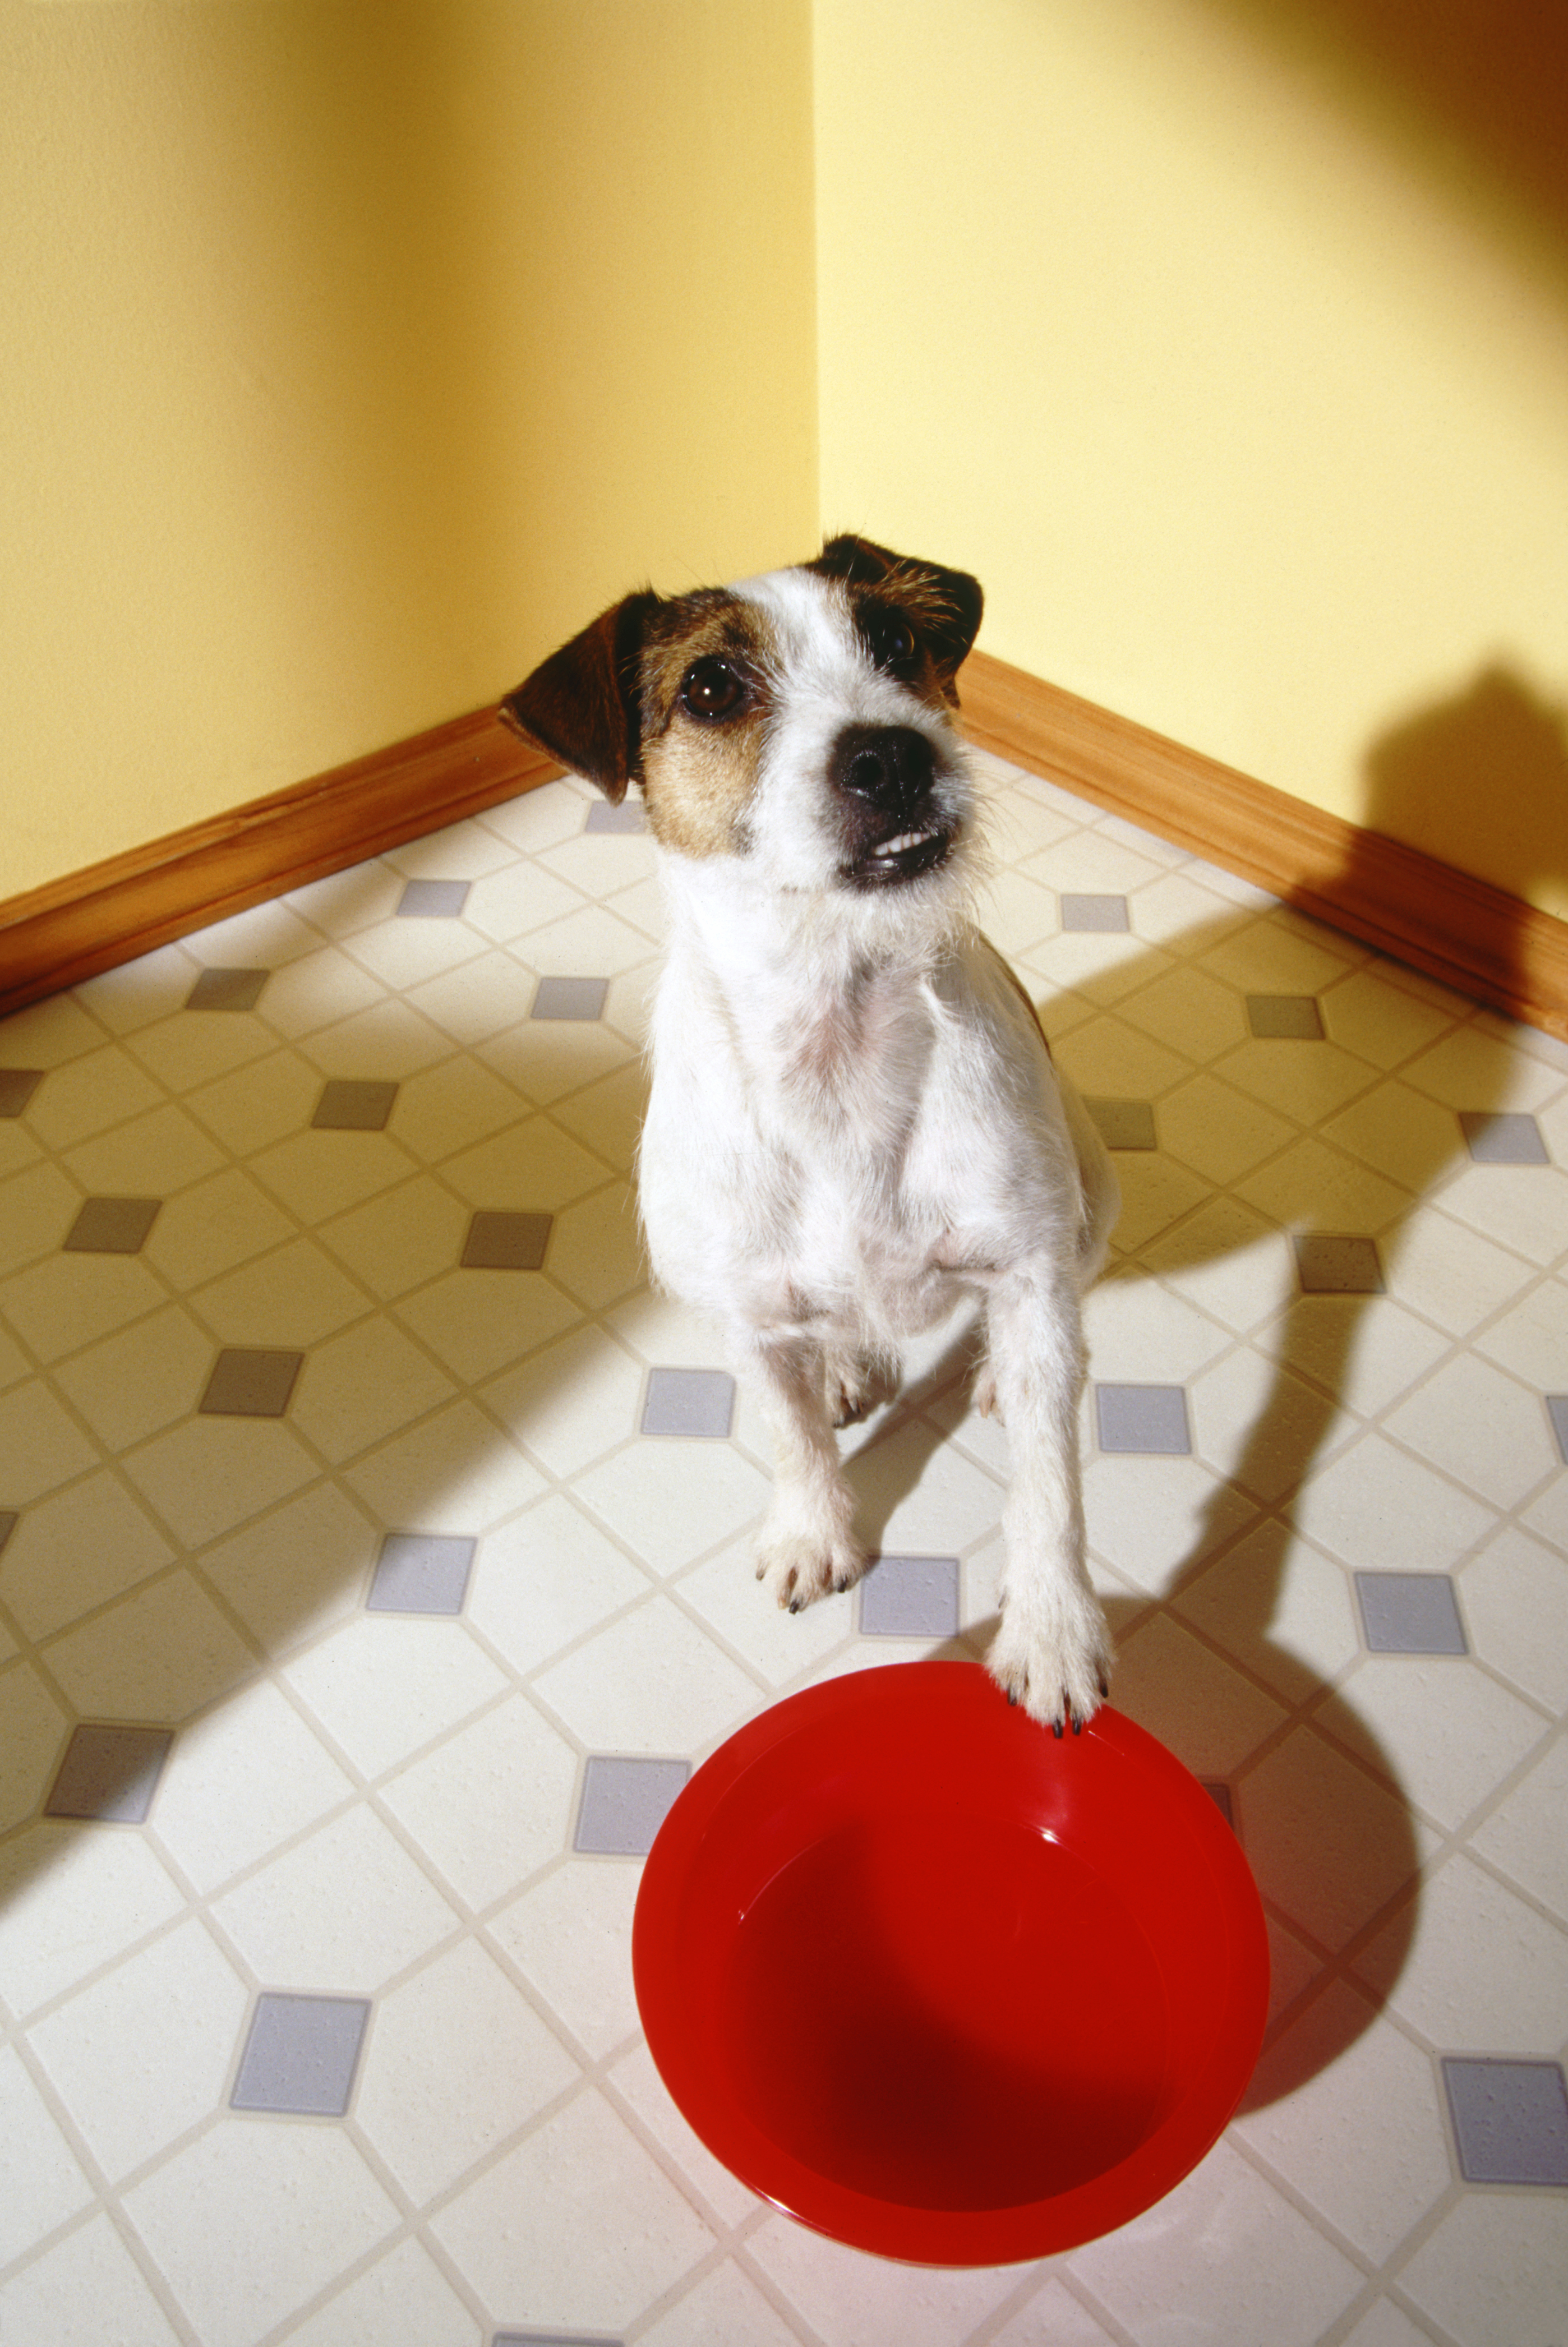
[4, 655, 1564, 1047]
[0, 711, 561, 1019]
[960, 649, 1568, 1046]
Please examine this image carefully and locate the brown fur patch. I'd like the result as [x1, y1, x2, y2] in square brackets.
[637, 591, 776, 857]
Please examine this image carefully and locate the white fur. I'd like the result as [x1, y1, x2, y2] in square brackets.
[637, 563, 1119, 1729]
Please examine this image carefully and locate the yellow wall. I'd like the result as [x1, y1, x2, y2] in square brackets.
[1, 0, 817, 901]
[7, 0, 1565, 926]
[814, 0, 1568, 922]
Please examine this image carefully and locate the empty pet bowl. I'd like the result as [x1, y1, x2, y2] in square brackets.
[633, 1661, 1268, 2265]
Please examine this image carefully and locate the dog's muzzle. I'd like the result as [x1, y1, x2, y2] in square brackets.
[832, 724, 957, 888]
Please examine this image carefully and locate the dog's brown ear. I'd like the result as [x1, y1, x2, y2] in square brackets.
[811, 533, 984, 705]
[499, 591, 660, 802]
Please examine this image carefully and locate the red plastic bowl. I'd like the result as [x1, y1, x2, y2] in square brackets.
[633, 1661, 1269, 2266]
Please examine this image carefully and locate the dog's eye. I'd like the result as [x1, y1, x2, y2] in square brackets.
[679, 658, 746, 722]
[862, 606, 920, 676]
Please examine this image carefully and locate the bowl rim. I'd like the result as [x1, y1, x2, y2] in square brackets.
[633, 1659, 1270, 2266]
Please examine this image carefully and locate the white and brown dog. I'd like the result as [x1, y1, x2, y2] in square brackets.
[501, 536, 1118, 1730]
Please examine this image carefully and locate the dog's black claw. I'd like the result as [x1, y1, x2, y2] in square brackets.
[1098, 1677, 1110, 1699]
[1071, 1714, 1083, 1735]
[1008, 1689, 1018, 1707]
[1052, 1717, 1064, 1740]
[788, 1596, 803, 1614]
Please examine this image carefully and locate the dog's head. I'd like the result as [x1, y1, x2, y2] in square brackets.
[500, 536, 983, 906]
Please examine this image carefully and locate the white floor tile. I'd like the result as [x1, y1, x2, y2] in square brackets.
[377, 1694, 578, 1911]
[123, 2121, 400, 2347]
[3, 753, 1564, 2347]
[1067, 2138, 1365, 2347]
[744, 2210, 1018, 2347]
[0, 2045, 96, 2265]
[29, 1917, 248, 2182]
[0, 2210, 185, 2347]
[491, 1862, 643, 2061]
[428, 2088, 715, 2335]
[1398, 2193, 1568, 2347]
[210, 1804, 459, 1990]
[352, 1936, 579, 2202]
[1234, 1984, 1451, 2259]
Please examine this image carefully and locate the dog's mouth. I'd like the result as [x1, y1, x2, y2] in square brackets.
[845, 823, 956, 889]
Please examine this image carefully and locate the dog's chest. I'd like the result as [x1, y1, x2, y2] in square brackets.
[641, 957, 971, 1320]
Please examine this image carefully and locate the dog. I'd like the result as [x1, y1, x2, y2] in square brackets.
[500, 535, 1119, 1730]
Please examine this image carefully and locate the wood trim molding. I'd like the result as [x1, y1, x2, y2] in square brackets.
[0, 709, 561, 1020]
[4, 654, 1563, 1047]
[960, 649, 1568, 1046]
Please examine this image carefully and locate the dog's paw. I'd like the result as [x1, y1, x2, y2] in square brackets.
[757, 1529, 868, 1612]
[824, 1350, 899, 1429]
[972, 1364, 1003, 1423]
[987, 1594, 1113, 1736]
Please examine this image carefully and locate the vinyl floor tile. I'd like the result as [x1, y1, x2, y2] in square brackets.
[2, 749, 1565, 2346]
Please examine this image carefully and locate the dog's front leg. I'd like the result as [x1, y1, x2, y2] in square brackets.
[737, 1329, 869, 1612]
[982, 1266, 1113, 1732]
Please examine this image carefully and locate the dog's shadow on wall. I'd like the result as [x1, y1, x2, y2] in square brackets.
[837, 666, 1566, 2112]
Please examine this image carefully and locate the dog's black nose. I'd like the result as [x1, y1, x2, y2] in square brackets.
[832, 725, 937, 822]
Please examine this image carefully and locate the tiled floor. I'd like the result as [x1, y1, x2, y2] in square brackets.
[2, 748, 1566, 2347]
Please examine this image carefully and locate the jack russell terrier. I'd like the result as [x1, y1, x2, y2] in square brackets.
[501, 536, 1119, 1731]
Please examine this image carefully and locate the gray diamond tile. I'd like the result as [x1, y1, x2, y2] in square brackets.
[1295, 1233, 1385, 1293]
[396, 878, 471, 918]
[231, 1993, 371, 2116]
[62, 1195, 162, 1254]
[1060, 893, 1129, 933]
[312, 1078, 399, 1131]
[199, 1347, 305, 1417]
[461, 1209, 552, 1270]
[1549, 1395, 1568, 1464]
[45, 1723, 175, 1822]
[1095, 1382, 1192, 1455]
[494, 2337, 617, 2347]
[860, 1554, 961, 1638]
[532, 975, 610, 1021]
[1355, 1570, 1468, 1655]
[1247, 993, 1325, 1039]
[640, 1367, 736, 1438]
[186, 967, 270, 1012]
[1460, 1111, 1551, 1165]
[1085, 1096, 1157, 1150]
[367, 1532, 476, 1616]
[584, 800, 647, 833]
[1442, 2056, 1568, 2185]
[574, 1755, 691, 1856]
[0, 1068, 45, 1117]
